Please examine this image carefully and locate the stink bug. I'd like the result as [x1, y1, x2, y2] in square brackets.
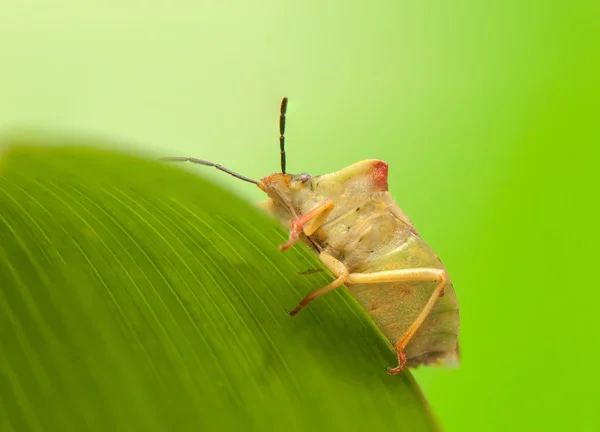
[161, 98, 460, 374]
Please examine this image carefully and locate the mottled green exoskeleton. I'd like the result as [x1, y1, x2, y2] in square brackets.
[161, 98, 460, 374]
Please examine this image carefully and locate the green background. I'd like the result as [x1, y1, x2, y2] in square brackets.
[1, 1, 599, 431]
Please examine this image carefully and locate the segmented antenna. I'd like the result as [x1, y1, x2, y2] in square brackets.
[159, 156, 259, 185]
[280, 97, 288, 174]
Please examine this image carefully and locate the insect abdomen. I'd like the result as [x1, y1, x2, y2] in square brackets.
[345, 230, 460, 367]
[302, 188, 460, 367]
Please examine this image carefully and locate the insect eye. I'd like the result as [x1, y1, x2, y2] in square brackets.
[299, 173, 311, 183]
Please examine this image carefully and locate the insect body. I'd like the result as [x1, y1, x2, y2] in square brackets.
[161, 98, 460, 374]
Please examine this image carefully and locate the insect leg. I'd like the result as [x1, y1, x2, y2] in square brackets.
[279, 200, 334, 251]
[288, 252, 348, 316]
[296, 268, 324, 276]
[347, 268, 447, 375]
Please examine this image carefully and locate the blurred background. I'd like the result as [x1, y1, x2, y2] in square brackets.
[1, 1, 599, 430]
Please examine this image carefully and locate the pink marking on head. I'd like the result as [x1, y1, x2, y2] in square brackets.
[371, 160, 389, 191]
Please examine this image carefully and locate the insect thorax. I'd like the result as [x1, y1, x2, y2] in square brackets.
[307, 191, 416, 271]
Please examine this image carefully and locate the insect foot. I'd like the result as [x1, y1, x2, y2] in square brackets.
[386, 351, 407, 375]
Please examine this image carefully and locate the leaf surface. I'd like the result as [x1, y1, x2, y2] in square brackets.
[0, 140, 439, 432]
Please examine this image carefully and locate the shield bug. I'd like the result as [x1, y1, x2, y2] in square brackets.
[161, 98, 460, 374]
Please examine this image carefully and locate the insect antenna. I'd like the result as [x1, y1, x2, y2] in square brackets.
[159, 156, 260, 185]
[280, 97, 288, 174]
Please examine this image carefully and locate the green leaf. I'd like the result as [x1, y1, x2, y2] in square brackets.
[0, 139, 439, 432]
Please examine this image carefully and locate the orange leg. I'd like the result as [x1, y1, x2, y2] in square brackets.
[279, 200, 334, 251]
[288, 274, 346, 316]
[287, 237, 447, 375]
[388, 277, 446, 375]
[288, 252, 348, 315]
[347, 268, 448, 375]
